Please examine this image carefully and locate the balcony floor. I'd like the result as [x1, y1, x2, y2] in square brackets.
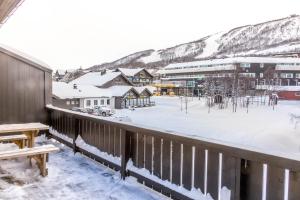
[0, 136, 167, 200]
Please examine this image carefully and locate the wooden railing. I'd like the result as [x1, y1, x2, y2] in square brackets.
[47, 106, 300, 200]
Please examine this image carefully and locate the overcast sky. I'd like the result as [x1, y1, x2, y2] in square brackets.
[0, 0, 299, 70]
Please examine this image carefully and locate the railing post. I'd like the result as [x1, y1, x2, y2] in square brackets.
[120, 128, 129, 179]
[73, 117, 80, 154]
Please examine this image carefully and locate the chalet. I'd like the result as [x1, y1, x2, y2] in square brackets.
[69, 71, 133, 88]
[116, 68, 153, 86]
[157, 57, 300, 95]
[52, 82, 152, 109]
[0, 44, 52, 124]
[134, 87, 153, 106]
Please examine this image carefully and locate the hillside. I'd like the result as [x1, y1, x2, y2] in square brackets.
[89, 15, 300, 71]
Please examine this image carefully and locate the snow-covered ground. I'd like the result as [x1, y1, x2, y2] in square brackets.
[112, 96, 300, 156]
[0, 136, 167, 200]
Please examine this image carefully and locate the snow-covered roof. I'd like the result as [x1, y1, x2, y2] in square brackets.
[0, 43, 51, 72]
[117, 68, 144, 76]
[163, 57, 300, 70]
[108, 85, 136, 97]
[134, 87, 153, 95]
[69, 72, 122, 86]
[275, 86, 300, 92]
[52, 82, 111, 99]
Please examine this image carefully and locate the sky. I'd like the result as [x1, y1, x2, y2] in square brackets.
[0, 0, 299, 71]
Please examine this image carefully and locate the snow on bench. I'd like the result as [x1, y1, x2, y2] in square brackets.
[0, 134, 28, 148]
[0, 144, 59, 177]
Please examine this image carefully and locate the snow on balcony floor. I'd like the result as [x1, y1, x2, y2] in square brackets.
[112, 96, 300, 156]
[0, 137, 167, 200]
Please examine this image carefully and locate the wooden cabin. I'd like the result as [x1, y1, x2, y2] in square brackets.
[116, 68, 153, 86]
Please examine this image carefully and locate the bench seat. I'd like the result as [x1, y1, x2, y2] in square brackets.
[0, 144, 59, 176]
[0, 134, 28, 148]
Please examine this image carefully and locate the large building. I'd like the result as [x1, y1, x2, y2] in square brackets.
[115, 68, 153, 86]
[157, 57, 300, 96]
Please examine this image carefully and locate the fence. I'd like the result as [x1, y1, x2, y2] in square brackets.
[47, 106, 300, 200]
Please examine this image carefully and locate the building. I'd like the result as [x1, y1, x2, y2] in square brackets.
[115, 68, 153, 86]
[70, 71, 133, 88]
[275, 86, 300, 100]
[53, 69, 66, 81]
[157, 57, 300, 96]
[52, 82, 153, 109]
[0, 44, 52, 124]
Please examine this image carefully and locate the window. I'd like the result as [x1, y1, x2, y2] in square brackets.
[107, 99, 110, 105]
[296, 74, 300, 78]
[280, 73, 293, 78]
[66, 101, 70, 105]
[241, 63, 250, 68]
[260, 73, 263, 78]
[94, 100, 98, 106]
[71, 101, 75, 105]
[260, 63, 264, 68]
[86, 100, 91, 107]
[100, 99, 104, 105]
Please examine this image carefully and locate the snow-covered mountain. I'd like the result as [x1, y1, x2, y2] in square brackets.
[89, 15, 300, 71]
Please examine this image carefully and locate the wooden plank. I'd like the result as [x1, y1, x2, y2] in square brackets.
[222, 154, 240, 200]
[137, 133, 145, 168]
[109, 125, 115, 155]
[266, 165, 285, 200]
[130, 131, 137, 164]
[182, 144, 192, 190]
[207, 150, 219, 200]
[194, 145, 205, 192]
[162, 139, 171, 181]
[99, 124, 104, 151]
[0, 144, 59, 159]
[145, 135, 153, 173]
[103, 124, 109, 152]
[115, 127, 121, 157]
[153, 137, 161, 178]
[0, 123, 49, 134]
[240, 160, 263, 200]
[172, 141, 181, 185]
[289, 171, 300, 200]
[0, 134, 27, 141]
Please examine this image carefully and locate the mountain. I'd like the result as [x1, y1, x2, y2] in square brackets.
[88, 15, 300, 71]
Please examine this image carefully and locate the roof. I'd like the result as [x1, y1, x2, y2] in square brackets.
[53, 82, 139, 99]
[70, 72, 123, 86]
[275, 86, 300, 92]
[134, 87, 153, 95]
[118, 68, 153, 77]
[108, 85, 137, 97]
[52, 82, 111, 99]
[0, 0, 23, 26]
[163, 57, 300, 70]
[0, 43, 51, 72]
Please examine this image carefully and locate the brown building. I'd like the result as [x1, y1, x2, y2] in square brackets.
[116, 68, 153, 86]
[0, 44, 52, 124]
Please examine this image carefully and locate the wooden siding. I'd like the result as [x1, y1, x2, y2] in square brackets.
[0, 51, 51, 124]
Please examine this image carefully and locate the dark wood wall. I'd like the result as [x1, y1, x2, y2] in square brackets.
[0, 51, 52, 124]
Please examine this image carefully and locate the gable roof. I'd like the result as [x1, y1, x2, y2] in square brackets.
[0, 43, 51, 72]
[52, 82, 111, 99]
[108, 85, 138, 97]
[134, 87, 153, 96]
[117, 68, 153, 77]
[70, 71, 132, 87]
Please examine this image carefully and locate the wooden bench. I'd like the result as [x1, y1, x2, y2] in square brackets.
[0, 123, 49, 148]
[0, 144, 59, 177]
[0, 134, 27, 149]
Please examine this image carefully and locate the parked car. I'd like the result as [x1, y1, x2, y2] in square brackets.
[93, 106, 115, 117]
[71, 107, 93, 114]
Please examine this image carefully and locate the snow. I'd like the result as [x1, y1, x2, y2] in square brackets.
[0, 136, 167, 200]
[113, 96, 300, 157]
[127, 160, 230, 200]
[138, 51, 162, 63]
[118, 68, 144, 77]
[52, 82, 111, 99]
[196, 32, 223, 59]
[134, 86, 153, 95]
[275, 86, 300, 91]
[53, 82, 137, 99]
[0, 43, 51, 70]
[69, 72, 122, 87]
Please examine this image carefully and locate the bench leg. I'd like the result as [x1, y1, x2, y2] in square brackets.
[32, 154, 48, 177]
[24, 130, 39, 148]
